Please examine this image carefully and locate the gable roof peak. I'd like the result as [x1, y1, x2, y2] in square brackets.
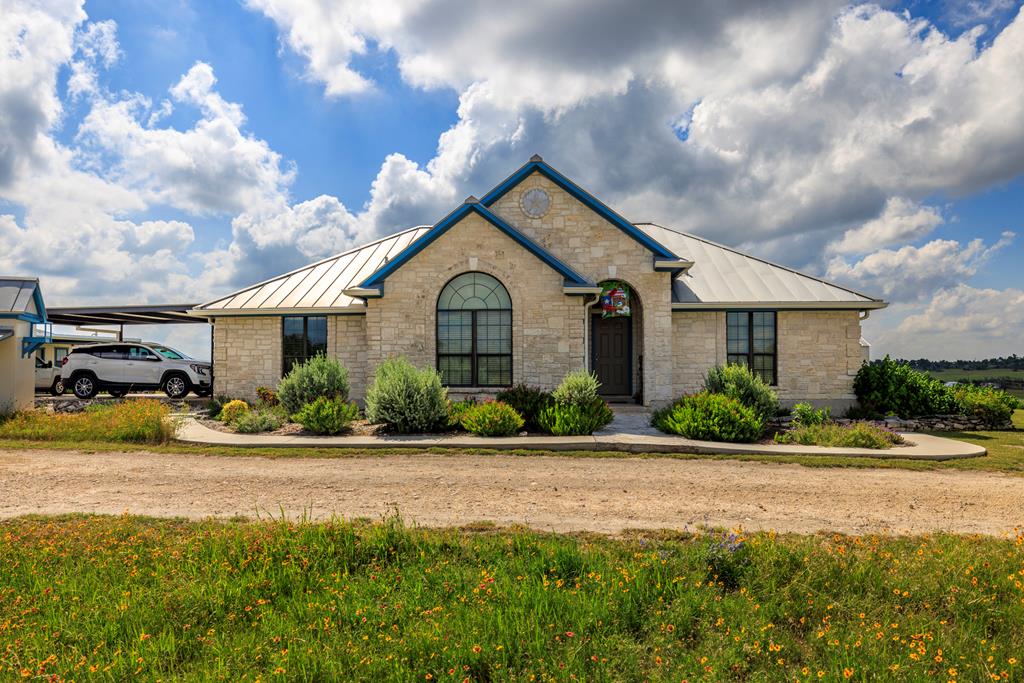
[528, 153, 544, 162]
[464, 195, 480, 204]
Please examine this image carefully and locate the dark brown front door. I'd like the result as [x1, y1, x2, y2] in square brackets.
[592, 315, 631, 396]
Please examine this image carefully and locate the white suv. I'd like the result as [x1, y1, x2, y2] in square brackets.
[61, 343, 212, 399]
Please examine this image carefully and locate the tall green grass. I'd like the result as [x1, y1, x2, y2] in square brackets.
[0, 399, 175, 443]
[0, 515, 1021, 681]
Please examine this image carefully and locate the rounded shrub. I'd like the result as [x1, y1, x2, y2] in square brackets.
[853, 357, 957, 418]
[218, 399, 250, 425]
[447, 398, 476, 429]
[537, 397, 614, 436]
[460, 400, 525, 437]
[364, 357, 448, 433]
[551, 370, 600, 406]
[495, 384, 552, 431]
[277, 354, 350, 416]
[233, 409, 284, 434]
[790, 401, 831, 427]
[653, 392, 763, 443]
[703, 364, 779, 422]
[295, 397, 360, 435]
[952, 385, 1018, 427]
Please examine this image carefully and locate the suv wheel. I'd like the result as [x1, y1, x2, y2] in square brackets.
[72, 374, 98, 399]
[50, 377, 65, 396]
[163, 373, 191, 399]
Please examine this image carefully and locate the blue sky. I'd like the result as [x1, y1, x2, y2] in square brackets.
[1, 0, 1023, 360]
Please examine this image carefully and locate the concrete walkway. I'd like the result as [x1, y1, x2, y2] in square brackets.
[176, 410, 986, 460]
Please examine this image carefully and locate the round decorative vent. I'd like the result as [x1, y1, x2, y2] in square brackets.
[520, 187, 551, 218]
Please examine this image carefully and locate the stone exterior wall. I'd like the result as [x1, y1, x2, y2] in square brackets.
[333, 315, 368, 400]
[776, 311, 863, 408]
[488, 172, 675, 404]
[670, 309, 863, 409]
[671, 311, 725, 395]
[212, 316, 282, 401]
[363, 211, 586, 392]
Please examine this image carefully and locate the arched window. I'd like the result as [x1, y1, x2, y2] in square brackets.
[437, 272, 512, 387]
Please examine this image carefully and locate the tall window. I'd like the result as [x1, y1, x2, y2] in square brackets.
[727, 311, 776, 385]
[437, 272, 512, 387]
[282, 316, 327, 375]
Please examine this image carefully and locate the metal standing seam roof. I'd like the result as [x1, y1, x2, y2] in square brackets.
[634, 223, 885, 308]
[194, 226, 431, 313]
[0, 277, 42, 315]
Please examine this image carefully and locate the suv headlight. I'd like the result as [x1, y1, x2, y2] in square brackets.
[189, 363, 208, 375]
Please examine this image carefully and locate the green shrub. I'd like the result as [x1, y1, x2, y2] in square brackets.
[446, 398, 476, 429]
[775, 422, 904, 449]
[495, 384, 552, 431]
[551, 370, 600, 406]
[704, 364, 779, 421]
[295, 397, 360, 435]
[0, 400, 174, 443]
[277, 354, 350, 416]
[460, 401, 525, 437]
[364, 357, 448, 433]
[218, 399, 250, 425]
[207, 395, 233, 420]
[853, 357, 956, 418]
[537, 397, 614, 436]
[952, 385, 1018, 427]
[233, 409, 284, 434]
[790, 401, 831, 427]
[653, 392, 763, 443]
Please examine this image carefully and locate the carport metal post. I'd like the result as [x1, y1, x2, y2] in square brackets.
[118, 324, 123, 342]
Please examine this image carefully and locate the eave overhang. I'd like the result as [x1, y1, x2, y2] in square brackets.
[671, 300, 888, 311]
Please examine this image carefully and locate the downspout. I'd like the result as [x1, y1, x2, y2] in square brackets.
[583, 293, 601, 371]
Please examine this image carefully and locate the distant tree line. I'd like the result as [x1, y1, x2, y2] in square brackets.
[875, 355, 1024, 372]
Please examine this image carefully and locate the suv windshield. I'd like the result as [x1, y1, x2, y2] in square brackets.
[152, 345, 191, 360]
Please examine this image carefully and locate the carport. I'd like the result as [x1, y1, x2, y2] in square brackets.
[45, 302, 215, 394]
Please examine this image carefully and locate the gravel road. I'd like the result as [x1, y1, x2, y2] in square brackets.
[2, 449, 1021, 536]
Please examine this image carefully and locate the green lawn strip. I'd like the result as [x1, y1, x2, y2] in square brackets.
[1, 410, 1021, 472]
[1, 514, 1021, 681]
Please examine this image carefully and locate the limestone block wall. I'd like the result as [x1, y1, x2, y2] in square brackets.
[212, 316, 282, 401]
[671, 311, 725, 396]
[670, 309, 864, 408]
[489, 171, 674, 404]
[776, 310, 864, 407]
[364, 211, 586, 391]
[333, 314, 368, 400]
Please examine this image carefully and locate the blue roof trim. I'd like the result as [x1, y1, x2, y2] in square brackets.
[480, 160, 678, 260]
[359, 202, 592, 290]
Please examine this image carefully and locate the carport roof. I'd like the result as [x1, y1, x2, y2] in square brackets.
[0, 277, 43, 316]
[46, 304, 203, 326]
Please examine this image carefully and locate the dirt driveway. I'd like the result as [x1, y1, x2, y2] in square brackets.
[1, 449, 1021, 536]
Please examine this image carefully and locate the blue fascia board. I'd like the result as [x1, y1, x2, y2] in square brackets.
[359, 202, 592, 290]
[32, 286, 47, 323]
[1, 312, 46, 323]
[480, 160, 678, 260]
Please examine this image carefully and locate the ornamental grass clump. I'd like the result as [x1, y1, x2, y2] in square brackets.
[460, 400, 524, 437]
[703, 364, 779, 422]
[294, 397, 360, 435]
[653, 392, 763, 443]
[364, 357, 448, 433]
[0, 399, 175, 443]
[277, 354, 350, 416]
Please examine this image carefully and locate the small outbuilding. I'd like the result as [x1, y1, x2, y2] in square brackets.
[0, 277, 51, 412]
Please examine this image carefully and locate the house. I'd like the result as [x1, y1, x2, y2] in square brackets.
[0, 277, 51, 412]
[192, 156, 886, 410]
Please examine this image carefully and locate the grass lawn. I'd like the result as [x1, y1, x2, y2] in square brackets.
[1, 515, 1021, 681]
[1, 409, 1022, 473]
